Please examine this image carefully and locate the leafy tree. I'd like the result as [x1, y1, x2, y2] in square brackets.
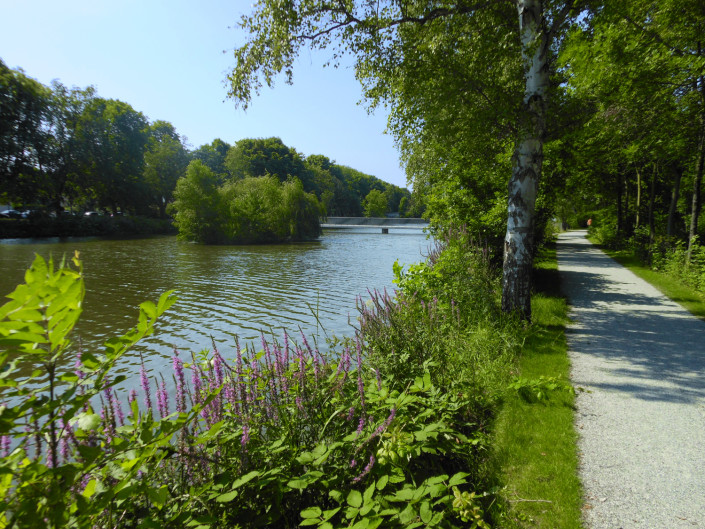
[40, 82, 97, 214]
[144, 120, 189, 218]
[171, 161, 322, 244]
[561, 1, 705, 256]
[225, 137, 308, 185]
[75, 98, 149, 214]
[221, 176, 322, 243]
[191, 138, 231, 181]
[0, 59, 51, 205]
[363, 188, 388, 217]
[171, 159, 224, 243]
[228, 0, 589, 318]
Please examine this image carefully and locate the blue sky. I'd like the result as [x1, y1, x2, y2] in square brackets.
[0, 0, 408, 188]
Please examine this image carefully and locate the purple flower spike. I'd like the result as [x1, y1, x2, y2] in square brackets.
[353, 455, 376, 483]
[192, 364, 203, 406]
[140, 360, 152, 412]
[173, 351, 186, 414]
[113, 390, 125, 427]
[355, 417, 365, 438]
[157, 377, 169, 419]
[1, 435, 11, 458]
[241, 424, 250, 449]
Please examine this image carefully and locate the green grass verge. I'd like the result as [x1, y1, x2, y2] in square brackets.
[591, 242, 705, 321]
[490, 244, 583, 529]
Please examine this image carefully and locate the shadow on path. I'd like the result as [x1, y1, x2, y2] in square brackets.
[558, 231, 705, 405]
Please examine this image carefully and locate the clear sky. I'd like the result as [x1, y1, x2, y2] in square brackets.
[0, 0, 408, 188]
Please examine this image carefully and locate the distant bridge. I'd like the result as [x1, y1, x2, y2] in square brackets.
[321, 217, 429, 233]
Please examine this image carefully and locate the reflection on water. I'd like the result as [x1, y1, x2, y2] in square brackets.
[0, 230, 429, 389]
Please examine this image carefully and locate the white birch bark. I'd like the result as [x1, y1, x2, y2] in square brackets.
[501, 0, 550, 318]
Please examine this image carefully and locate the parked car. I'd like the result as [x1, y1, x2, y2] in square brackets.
[0, 209, 22, 219]
[83, 211, 101, 217]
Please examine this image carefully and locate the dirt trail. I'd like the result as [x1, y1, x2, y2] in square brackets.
[556, 230, 705, 529]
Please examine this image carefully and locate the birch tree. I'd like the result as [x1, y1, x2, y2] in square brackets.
[228, 0, 585, 318]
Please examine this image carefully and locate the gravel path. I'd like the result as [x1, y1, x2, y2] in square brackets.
[556, 231, 705, 529]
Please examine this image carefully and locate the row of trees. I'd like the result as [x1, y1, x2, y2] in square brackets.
[1, 58, 417, 219]
[229, 0, 704, 317]
[558, 2, 705, 255]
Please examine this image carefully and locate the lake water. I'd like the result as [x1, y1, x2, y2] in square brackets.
[0, 229, 430, 387]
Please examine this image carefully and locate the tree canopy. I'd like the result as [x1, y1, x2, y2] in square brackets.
[229, 0, 588, 317]
[0, 59, 409, 223]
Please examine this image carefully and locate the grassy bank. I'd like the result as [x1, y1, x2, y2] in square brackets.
[590, 243, 705, 321]
[492, 244, 583, 528]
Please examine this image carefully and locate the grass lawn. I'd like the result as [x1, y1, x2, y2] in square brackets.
[491, 243, 584, 529]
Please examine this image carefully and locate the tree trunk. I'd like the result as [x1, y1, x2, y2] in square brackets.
[687, 127, 705, 261]
[624, 173, 631, 235]
[687, 59, 705, 262]
[617, 173, 623, 235]
[648, 163, 657, 245]
[635, 165, 641, 229]
[501, 0, 549, 319]
[667, 164, 682, 237]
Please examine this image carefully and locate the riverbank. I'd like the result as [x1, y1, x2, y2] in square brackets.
[0, 230, 579, 528]
[0, 215, 175, 239]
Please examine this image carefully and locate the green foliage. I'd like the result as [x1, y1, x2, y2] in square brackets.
[0, 253, 179, 528]
[362, 189, 388, 217]
[362, 230, 520, 429]
[507, 376, 575, 404]
[171, 162, 323, 244]
[0, 249, 505, 528]
[171, 160, 224, 243]
[221, 176, 323, 243]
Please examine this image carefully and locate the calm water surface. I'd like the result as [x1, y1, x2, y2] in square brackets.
[0, 229, 429, 387]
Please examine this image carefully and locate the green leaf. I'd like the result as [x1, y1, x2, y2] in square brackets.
[297, 451, 315, 464]
[399, 504, 416, 525]
[376, 475, 389, 491]
[347, 490, 363, 508]
[392, 488, 415, 502]
[140, 300, 157, 320]
[288, 479, 308, 490]
[321, 507, 340, 521]
[215, 490, 238, 503]
[75, 412, 101, 431]
[147, 485, 169, 508]
[351, 518, 370, 529]
[232, 470, 260, 489]
[448, 472, 469, 487]
[299, 520, 320, 527]
[363, 482, 375, 503]
[419, 502, 432, 524]
[82, 479, 97, 498]
[300, 507, 322, 519]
